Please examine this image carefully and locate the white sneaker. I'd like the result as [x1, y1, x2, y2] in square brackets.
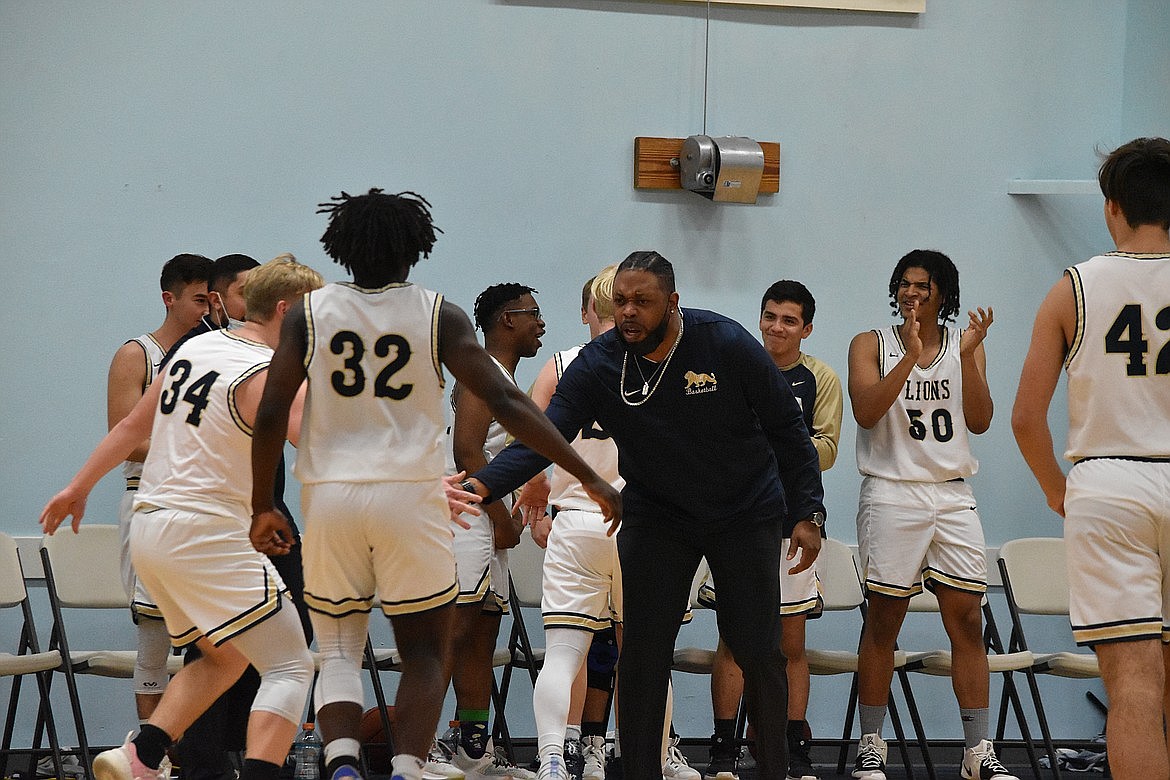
[36, 754, 85, 779]
[851, 733, 886, 780]
[454, 742, 537, 780]
[536, 755, 568, 780]
[961, 740, 1018, 780]
[582, 735, 606, 780]
[662, 737, 700, 780]
[425, 738, 467, 780]
[93, 733, 172, 780]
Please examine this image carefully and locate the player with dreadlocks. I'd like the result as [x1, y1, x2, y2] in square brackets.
[847, 249, 1008, 780]
[250, 189, 620, 780]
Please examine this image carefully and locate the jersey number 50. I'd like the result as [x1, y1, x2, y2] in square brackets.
[907, 408, 954, 443]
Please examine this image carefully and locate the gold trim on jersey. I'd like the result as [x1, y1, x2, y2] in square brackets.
[430, 293, 445, 389]
[303, 591, 376, 619]
[129, 334, 166, 390]
[1072, 617, 1162, 647]
[169, 569, 287, 647]
[221, 330, 269, 349]
[542, 611, 614, 633]
[337, 281, 413, 294]
[1103, 251, 1170, 260]
[227, 362, 271, 436]
[922, 566, 987, 595]
[555, 345, 587, 381]
[132, 599, 164, 620]
[889, 324, 950, 370]
[380, 581, 458, 617]
[456, 565, 492, 606]
[698, 580, 824, 617]
[863, 578, 922, 599]
[302, 290, 316, 370]
[1065, 266, 1086, 368]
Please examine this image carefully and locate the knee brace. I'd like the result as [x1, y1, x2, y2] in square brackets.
[586, 626, 618, 693]
[252, 648, 315, 725]
[134, 617, 172, 695]
[311, 612, 368, 710]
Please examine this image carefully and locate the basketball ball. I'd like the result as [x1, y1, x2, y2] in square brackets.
[358, 706, 396, 773]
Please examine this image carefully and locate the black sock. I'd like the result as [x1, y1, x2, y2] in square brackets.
[133, 724, 172, 770]
[711, 720, 737, 758]
[581, 721, 606, 739]
[243, 759, 282, 780]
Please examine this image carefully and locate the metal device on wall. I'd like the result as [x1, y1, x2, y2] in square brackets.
[678, 134, 765, 203]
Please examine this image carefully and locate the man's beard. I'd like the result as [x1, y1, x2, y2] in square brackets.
[617, 310, 671, 357]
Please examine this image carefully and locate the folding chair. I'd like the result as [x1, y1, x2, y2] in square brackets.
[998, 537, 1102, 780]
[0, 532, 66, 780]
[899, 588, 1043, 779]
[493, 532, 547, 756]
[40, 525, 183, 771]
[806, 538, 935, 779]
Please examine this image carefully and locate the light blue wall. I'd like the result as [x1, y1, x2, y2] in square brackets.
[1123, 0, 1170, 139]
[2, 0, 1164, 750]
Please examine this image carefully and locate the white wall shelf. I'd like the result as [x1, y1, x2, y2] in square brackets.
[1008, 179, 1099, 195]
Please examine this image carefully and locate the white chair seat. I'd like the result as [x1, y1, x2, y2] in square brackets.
[1032, 651, 1099, 678]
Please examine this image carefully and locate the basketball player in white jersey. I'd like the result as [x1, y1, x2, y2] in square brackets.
[108, 253, 213, 722]
[847, 250, 1011, 780]
[42, 255, 325, 780]
[526, 267, 626, 780]
[443, 282, 544, 780]
[1013, 137, 1170, 780]
[249, 189, 620, 780]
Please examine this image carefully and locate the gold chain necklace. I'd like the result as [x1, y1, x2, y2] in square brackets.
[620, 311, 684, 406]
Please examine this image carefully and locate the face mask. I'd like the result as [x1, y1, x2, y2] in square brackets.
[226, 317, 246, 330]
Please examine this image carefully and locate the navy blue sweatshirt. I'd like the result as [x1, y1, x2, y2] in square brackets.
[475, 308, 825, 535]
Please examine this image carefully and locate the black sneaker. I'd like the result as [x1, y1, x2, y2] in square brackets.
[563, 739, 585, 780]
[785, 720, 818, 780]
[703, 752, 738, 780]
[852, 733, 887, 780]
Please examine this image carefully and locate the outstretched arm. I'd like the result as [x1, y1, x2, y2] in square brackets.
[41, 374, 164, 535]
[516, 356, 559, 537]
[438, 301, 620, 527]
[452, 382, 523, 548]
[1012, 278, 1074, 516]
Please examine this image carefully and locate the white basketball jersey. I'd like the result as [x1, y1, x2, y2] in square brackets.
[482, 355, 514, 461]
[446, 355, 516, 505]
[135, 330, 272, 520]
[121, 334, 167, 486]
[1065, 252, 1170, 461]
[547, 345, 624, 511]
[856, 324, 978, 482]
[295, 282, 447, 484]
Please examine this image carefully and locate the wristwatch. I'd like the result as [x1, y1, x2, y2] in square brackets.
[807, 510, 826, 528]
[459, 479, 477, 495]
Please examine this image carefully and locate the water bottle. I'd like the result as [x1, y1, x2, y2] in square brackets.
[293, 722, 321, 780]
